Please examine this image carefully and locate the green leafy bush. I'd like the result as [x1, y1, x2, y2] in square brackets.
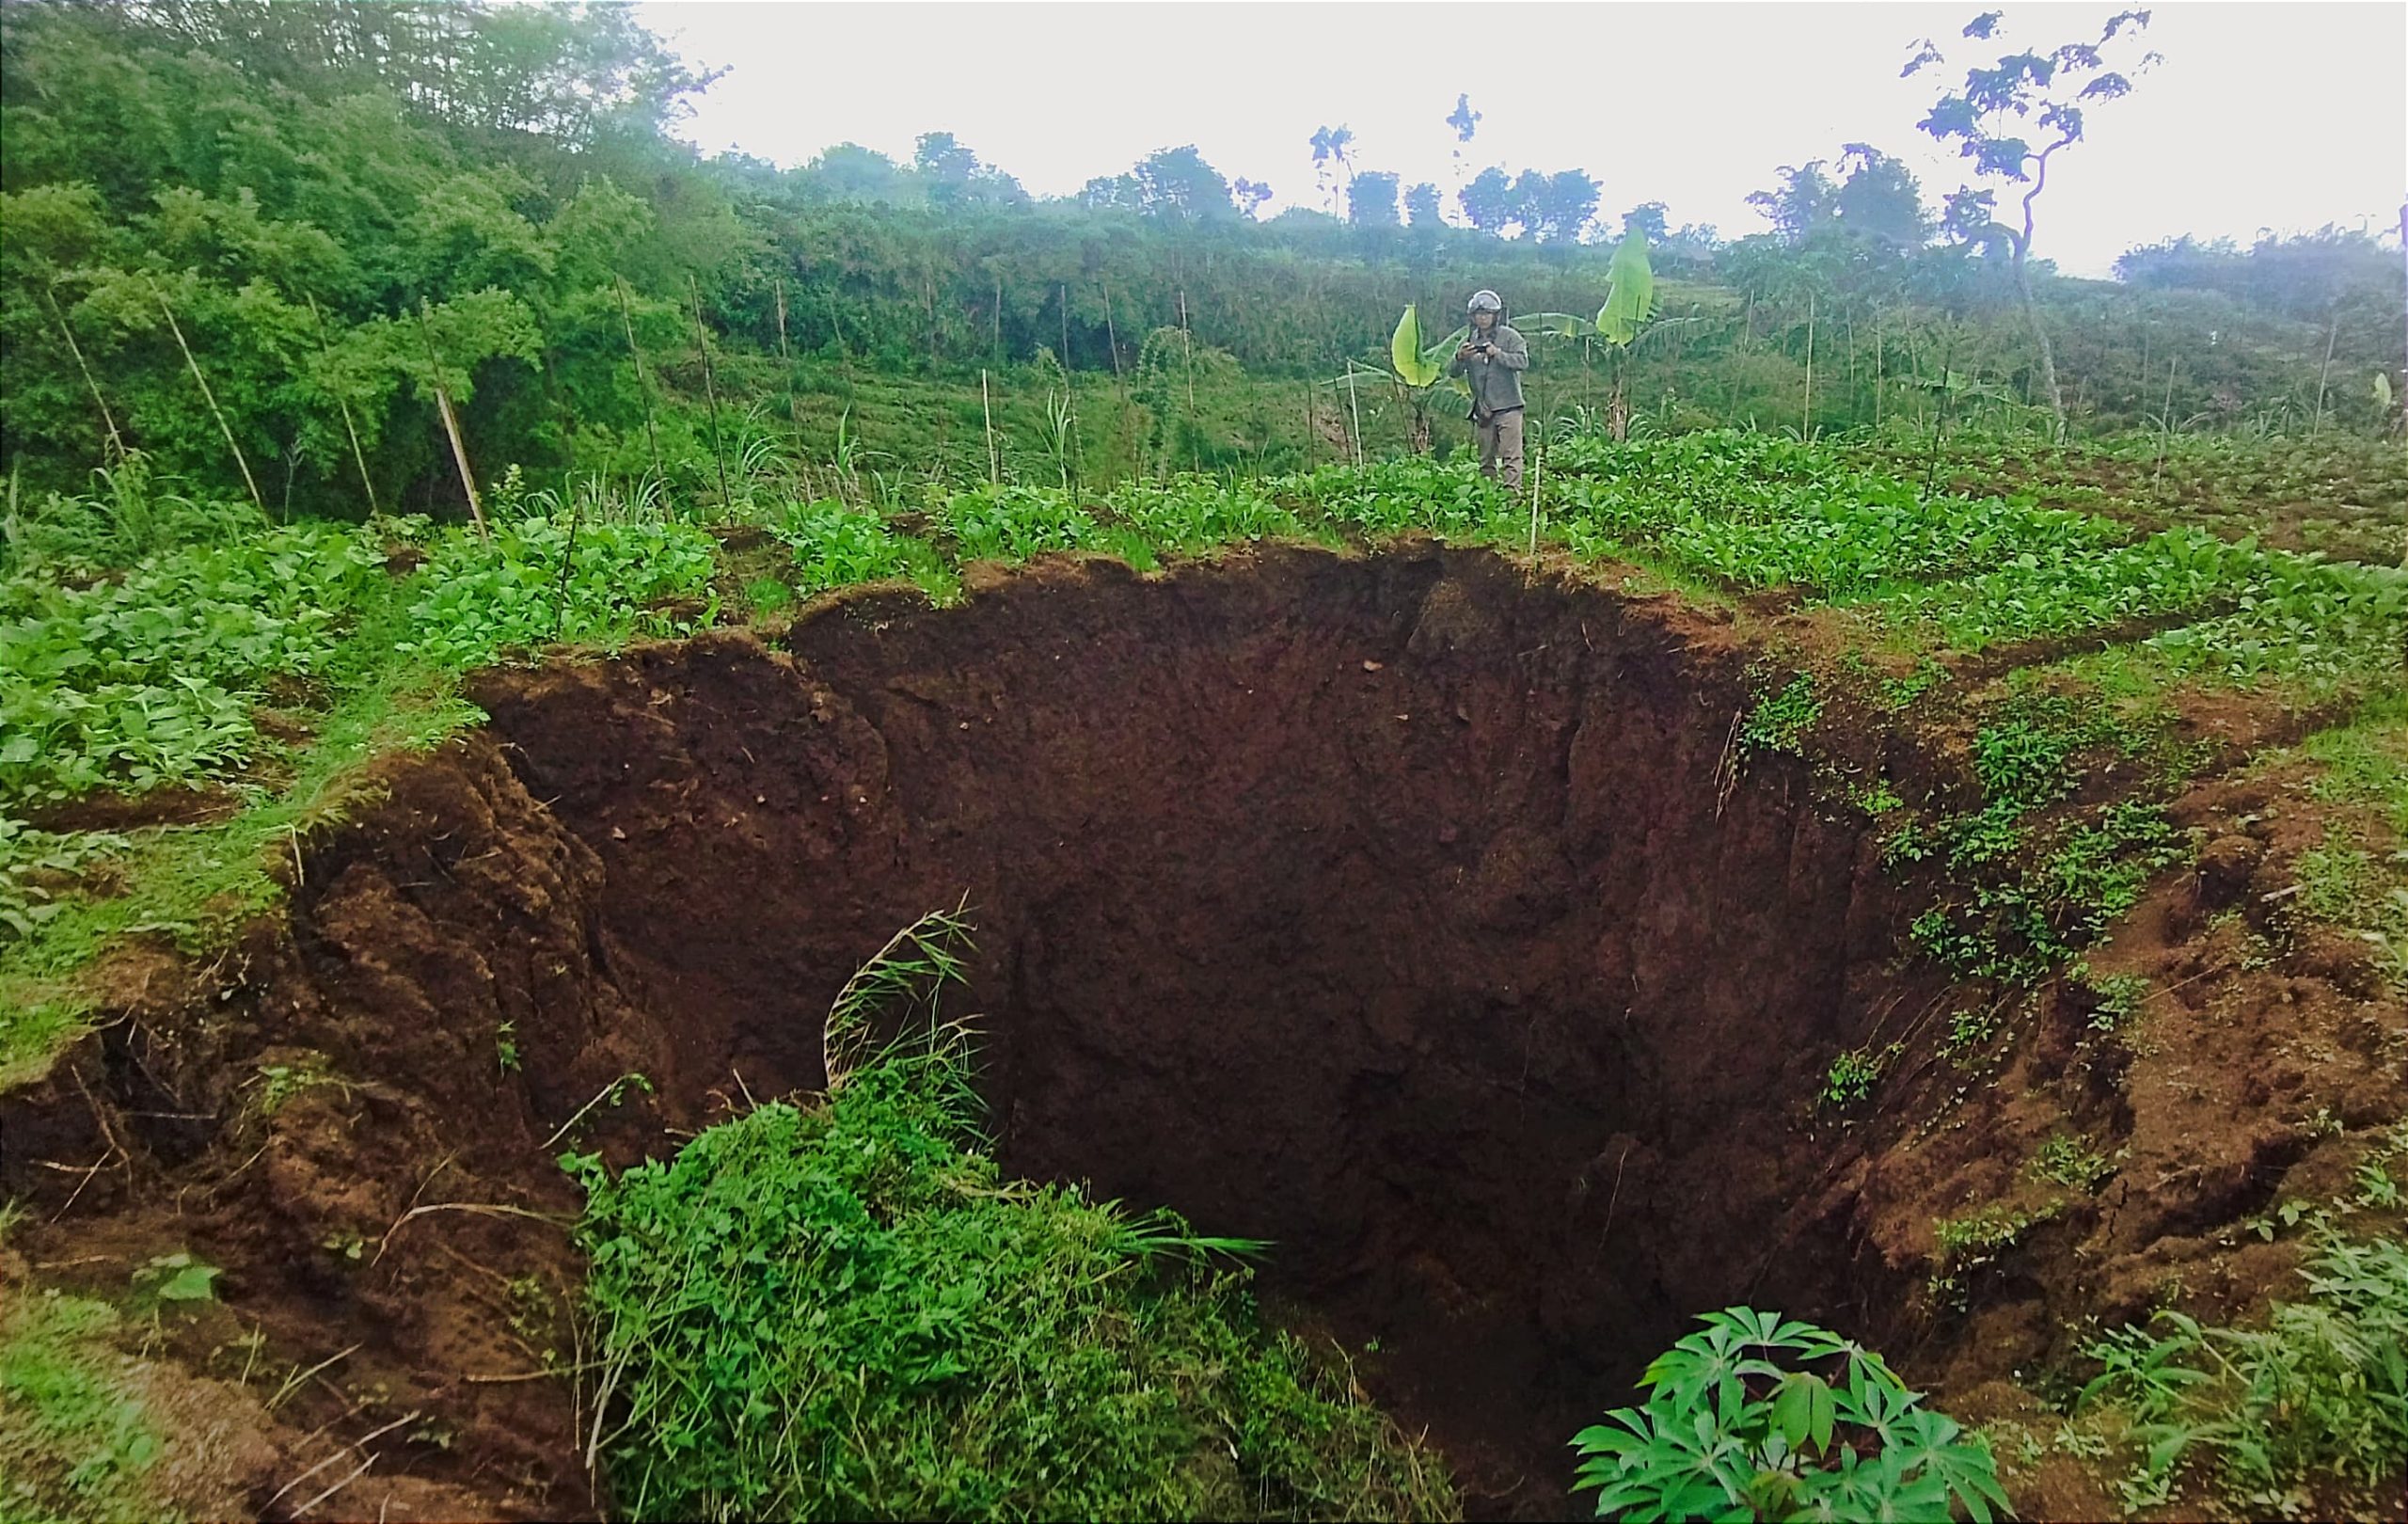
[398, 515, 717, 668]
[2078, 1229, 2408, 1509]
[1570, 1307, 2008, 1521]
[566, 917, 1453, 1522]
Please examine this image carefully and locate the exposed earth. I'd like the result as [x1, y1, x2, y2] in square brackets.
[4, 544, 2400, 1520]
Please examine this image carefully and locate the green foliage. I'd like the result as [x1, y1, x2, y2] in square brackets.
[2, 513, 388, 806]
[2028, 1135, 2115, 1192]
[1929, 1202, 2058, 1309]
[773, 501, 945, 594]
[396, 514, 718, 668]
[1820, 1042, 1900, 1113]
[0, 1288, 171, 1524]
[2077, 1229, 2408, 1510]
[1738, 674, 1820, 755]
[566, 944, 1453, 1521]
[1569, 1307, 2008, 1522]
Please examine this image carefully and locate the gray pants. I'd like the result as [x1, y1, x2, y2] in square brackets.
[1475, 407, 1525, 489]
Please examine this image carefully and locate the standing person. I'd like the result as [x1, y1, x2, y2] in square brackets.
[1450, 289, 1529, 488]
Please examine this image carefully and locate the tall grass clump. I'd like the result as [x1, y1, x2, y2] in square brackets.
[565, 913, 1454, 1522]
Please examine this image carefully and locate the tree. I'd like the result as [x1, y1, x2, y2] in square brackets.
[809, 143, 918, 205]
[1403, 182, 1443, 229]
[1459, 167, 1517, 235]
[1112, 146, 1236, 223]
[1621, 201, 1671, 245]
[912, 132, 1025, 211]
[1308, 125, 1355, 215]
[1833, 145, 1928, 248]
[1747, 161, 1843, 245]
[1517, 168, 1600, 245]
[1232, 177, 1273, 219]
[1908, 8, 2158, 437]
[1347, 170, 1401, 229]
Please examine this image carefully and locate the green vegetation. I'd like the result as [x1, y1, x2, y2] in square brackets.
[0, 1288, 171, 1524]
[1570, 1307, 2008, 1522]
[2074, 1228, 2408, 1513]
[566, 917, 1453, 1522]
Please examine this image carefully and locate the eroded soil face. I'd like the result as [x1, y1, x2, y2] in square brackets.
[6, 544, 2397, 1521]
[468, 547, 1920, 1511]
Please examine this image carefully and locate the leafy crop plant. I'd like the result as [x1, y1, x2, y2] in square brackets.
[1571, 1308, 2008, 1521]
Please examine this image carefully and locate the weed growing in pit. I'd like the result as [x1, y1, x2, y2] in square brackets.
[566, 918, 1454, 1522]
[742, 576, 793, 615]
[1930, 1202, 2062, 1310]
[2075, 1228, 2408, 1513]
[1820, 1042, 1901, 1113]
[1738, 674, 1821, 756]
[2077, 970, 2151, 1033]
[2028, 1135, 2115, 1193]
[1569, 1306, 2009, 1522]
[0, 1287, 170, 1524]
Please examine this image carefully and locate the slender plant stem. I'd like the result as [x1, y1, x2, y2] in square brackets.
[688, 274, 731, 516]
[612, 275, 661, 479]
[43, 286, 124, 462]
[415, 301, 486, 538]
[306, 294, 379, 515]
[155, 286, 265, 515]
[981, 370, 999, 486]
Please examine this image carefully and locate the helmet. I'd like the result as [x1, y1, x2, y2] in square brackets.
[1466, 289, 1503, 313]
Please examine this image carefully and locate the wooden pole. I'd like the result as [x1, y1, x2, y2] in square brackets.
[2311, 310, 2337, 435]
[1178, 288, 1199, 473]
[416, 302, 487, 538]
[613, 274, 661, 479]
[775, 277, 806, 452]
[306, 293, 378, 515]
[1304, 382, 1316, 469]
[1801, 291, 1815, 440]
[1342, 361, 1365, 468]
[1058, 283, 1083, 490]
[981, 369, 999, 486]
[43, 287, 124, 463]
[688, 273, 731, 516]
[155, 287, 265, 516]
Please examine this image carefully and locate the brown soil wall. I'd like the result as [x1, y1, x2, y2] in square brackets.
[460, 544, 1927, 1508]
[0, 544, 1981, 1517]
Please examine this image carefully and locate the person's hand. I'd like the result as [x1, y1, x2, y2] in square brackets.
[1456, 342, 1477, 361]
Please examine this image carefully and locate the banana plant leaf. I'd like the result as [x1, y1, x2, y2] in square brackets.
[1595, 232, 1658, 347]
[1391, 305, 1447, 388]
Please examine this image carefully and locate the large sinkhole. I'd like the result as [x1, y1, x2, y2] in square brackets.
[308, 544, 1924, 1516]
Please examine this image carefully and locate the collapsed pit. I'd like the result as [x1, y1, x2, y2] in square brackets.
[410, 544, 1920, 1513]
[8, 544, 1958, 1517]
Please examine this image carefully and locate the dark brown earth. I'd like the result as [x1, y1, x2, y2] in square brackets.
[5, 542, 2400, 1522]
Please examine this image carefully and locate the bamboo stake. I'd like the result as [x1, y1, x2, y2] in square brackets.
[1342, 361, 1365, 468]
[980, 370, 999, 485]
[1100, 279, 1127, 395]
[612, 275, 661, 479]
[43, 286, 124, 462]
[305, 294, 378, 515]
[1178, 288, 1199, 474]
[774, 278, 806, 451]
[416, 302, 486, 538]
[1528, 413, 1543, 560]
[2311, 311, 2337, 435]
[1304, 383, 1316, 469]
[1058, 282, 1082, 486]
[155, 287, 264, 515]
[1801, 291, 1815, 439]
[687, 274, 731, 516]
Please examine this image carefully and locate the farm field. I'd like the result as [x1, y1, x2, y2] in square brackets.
[3, 420, 2404, 1522]
[5, 1, 2407, 1520]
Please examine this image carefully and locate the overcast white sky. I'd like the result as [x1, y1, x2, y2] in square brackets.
[628, 0, 2407, 278]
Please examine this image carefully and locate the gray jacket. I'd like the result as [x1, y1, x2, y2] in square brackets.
[1449, 322, 1528, 418]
